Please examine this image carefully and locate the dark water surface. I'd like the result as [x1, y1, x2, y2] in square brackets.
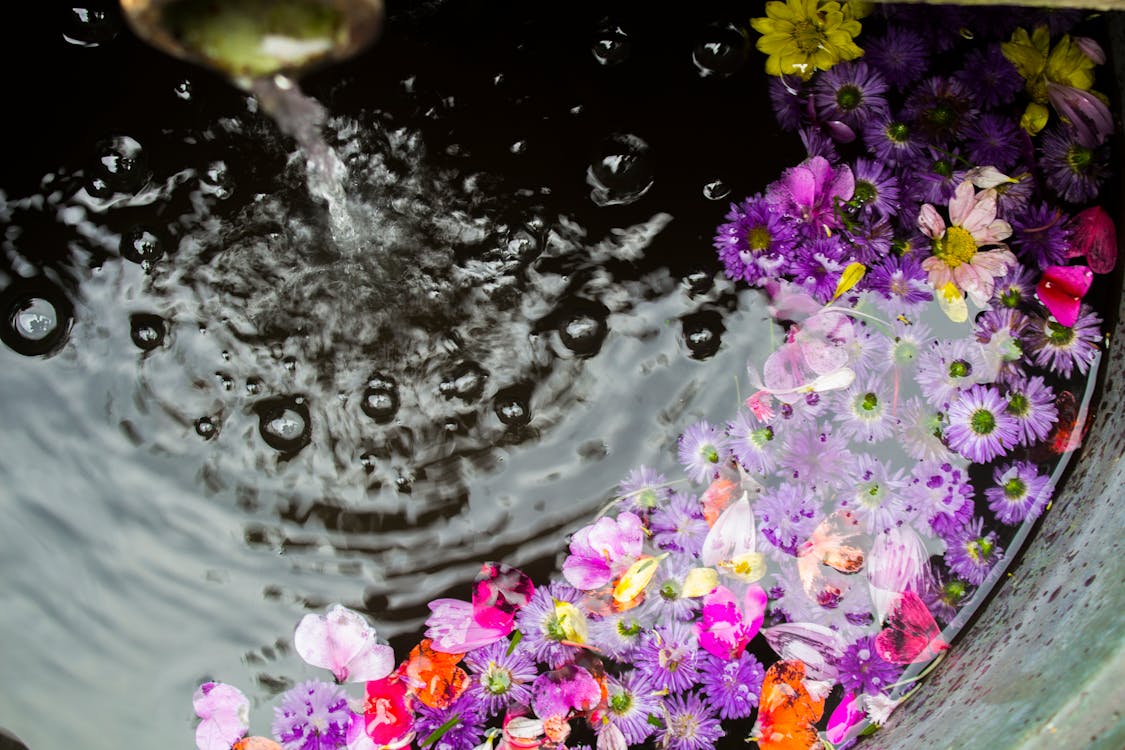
[0, 1, 805, 745]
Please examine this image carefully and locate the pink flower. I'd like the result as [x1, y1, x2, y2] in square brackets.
[919, 180, 1017, 307]
[294, 604, 396, 683]
[193, 682, 249, 750]
[426, 562, 535, 652]
[531, 664, 602, 720]
[360, 676, 414, 748]
[562, 512, 646, 590]
[696, 584, 768, 660]
[826, 692, 866, 745]
[1068, 205, 1117, 274]
[771, 155, 855, 237]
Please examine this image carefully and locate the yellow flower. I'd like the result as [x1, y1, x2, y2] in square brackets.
[751, 0, 863, 80]
[1002, 25, 1100, 135]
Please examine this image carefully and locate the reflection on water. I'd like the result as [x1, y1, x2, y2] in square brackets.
[0, 1, 803, 746]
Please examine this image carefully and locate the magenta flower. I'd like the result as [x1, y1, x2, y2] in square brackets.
[769, 155, 855, 238]
[562, 511, 645, 590]
[531, 664, 602, 721]
[696, 584, 768, 660]
[826, 693, 866, 745]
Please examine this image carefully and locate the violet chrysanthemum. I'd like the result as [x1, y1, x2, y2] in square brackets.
[945, 384, 1019, 463]
[902, 76, 977, 145]
[877, 320, 934, 371]
[851, 158, 901, 220]
[780, 425, 856, 491]
[915, 338, 986, 409]
[897, 397, 954, 463]
[652, 691, 724, 750]
[974, 307, 1031, 385]
[599, 671, 659, 745]
[943, 517, 1003, 586]
[414, 694, 484, 750]
[1011, 203, 1072, 269]
[272, 680, 354, 750]
[800, 125, 840, 163]
[756, 481, 822, 558]
[921, 564, 972, 625]
[993, 169, 1035, 220]
[516, 581, 585, 667]
[813, 61, 890, 129]
[769, 76, 807, 131]
[677, 420, 731, 484]
[835, 378, 896, 444]
[953, 44, 1023, 108]
[713, 195, 799, 286]
[635, 620, 702, 694]
[726, 409, 779, 475]
[1039, 125, 1111, 204]
[651, 492, 709, 557]
[1026, 306, 1102, 378]
[463, 639, 537, 717]
[848, 216, 895, 265]
[965, 113, 1023, 172]
[864, 117, 925, 167]
[910, 150, 964, 205]
[792, 235, 848, 303]
[617, 464, 671, 515]
[1004, 374, 1058, 446]
[985, 461, 1053, 525]
[993, 264, 1038, 309]
[837, 635, 901, 695]
[840, 454, 911, 535]
[866, 255, 933, 315]
[698, 651, 765, 720]
[862, 26, 930, 91]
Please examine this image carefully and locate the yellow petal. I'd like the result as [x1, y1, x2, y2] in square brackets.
[719, 552, 768, 583]
[936, 282, 968, 323]
[1020, 102, 1049, 136]
[681, 567, 720, 598]
[832, 262, 866, 301]
[613, 556, 660, 603]
[553, 600, 588, 644]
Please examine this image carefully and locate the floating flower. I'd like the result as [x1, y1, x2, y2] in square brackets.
[677, 421, 730, 484]
[813, 61, 889, 129]
[862, 25, 929, 91]
[726, 409, 780, 475]
[965, 112, 1023, 173]
[616, 464, 671, 515]
[837, 635, 901, 695]
[756, 480, 822, 558]
[1004, 374, 1058, 446]
[902, 76, 977, 145]
[696, 584, 768, 660]
[863, 116, 924, 166]
[750, 0, 863, 80]
[914, 337, 987, 409]
[463, 640, 537, 718]
[954, 43, 1023, 108]
[834, 377, 895, 443]
[714, 195, 799, 285]
[1026, 305, 1102, 378]
[361, 676, 414, 748]
[595, 672, 659, 745]
[1039, 124, 1112, 204]
[294, 604, 395, 684]
[516, 582, 586, 667]
[414, 694, 484, 750]
[698, 650, 766, 720]
[770, 155, 855, 237]
[943, 517, 1003, 586]
[1001, 25, 1104, 136]
[825, 692, 866, 745]
[194, 682, 250, 750]
[635, 620, 702, 694]
[1068, 205, 1117, 274]
[399, 639, 469, 710]
[985, 461, 1053, 525]
[562, 512, 645, 591]
[272, 681, 354, 750]
[945, 384, 1019, 463]
[653, 691, 725, 750]
[531, 664, 602, 722]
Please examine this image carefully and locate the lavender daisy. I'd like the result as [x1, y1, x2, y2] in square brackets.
[993, 264, 1038, 309]
[792, 235, 848, 303]
[840, 454, 911, 535]
[698, 651, 765, 720]
[463, 640, 537, 717]
[635, 620, 702, 694]
[975, 307, 1031, 385]
[651, 491, 709, 556]
[875, 319, 934, 371]
[653, 691, 724, 750]
[943, 517, 1003, 586]
[769, 76, 807, 131]
[953, 44, 1023, 107]
[800, 124, 840, 163]
[910, 149, 964, 205]
[915, 338, 987, 409]
[864, 117, 925, 167]
[851, 158, 901, 220]
[756, 481, 822, 557]
[516, 581, 585, 667]
[1039, 124, 1112, 204]
[1011, 203, 1071, 269]
[862, 26, 930, 91]
[677, 420, 731, 484]
[985, 461, 1053, 525]
[848, 216, 895, 265]
[945, 384, 1019, 463]
[897, 397, 954, 463]
[726, 409, 779, 475]
[837, 635, 901, 695]
[1026, 306, 1102, 378]
[617, 464, 671, 515]
[907, 459, 974, 532]
[1004, 374, 1059, 446]
[646, 553, 703, 622]
[588, 607, 653, 661]
[965, 113, 1023, 172]
[813, 61, 890, 129]
[599, 672, 659, 745]
[780, 424, 856, 491]
[835, 378, 896, 443]
[713, 194, 799, 286]
[272, 680, 354, 750]
[921, 564, 972, 625]
[414, 694, 484, 750]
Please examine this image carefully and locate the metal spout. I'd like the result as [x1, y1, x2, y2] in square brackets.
[119, 0, 384, 82]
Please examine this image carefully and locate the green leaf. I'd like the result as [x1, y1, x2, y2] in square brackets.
[421, 713, 461, 747]
[646, 714, 666, 729]
[506, 630, 523, 656]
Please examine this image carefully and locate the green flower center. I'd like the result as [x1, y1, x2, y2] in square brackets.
[937, 225, 978, 267]
[967, 536, 994, 561]
[1003, 477, 1027, 499]
[701, 445, 720, 464]
[746, 225, 773, 252]
[860, 392, 879, 412]
[1047, 321, 1075, 346]
[660, 581, 680, 601]
[618, 619, 642, 637]
[927, 103, 955, 127]
[948, 359, 972, 378]
[485, 666, 513, 695]
[545, 614, 567, 642]
[933, 159, 954, 178]
[1067, 144, 1093, 173]
[893, 338, 919, 365]
[1000, 287, 1022, 308]
[1007, 392, 1029, 417]
[970, 408, 997, 435]
[750, 426, 774, 448]
[836, 84, 862, 111]
[887, 122, 910, 143]
[636, 489, 658, 509]
[852, 180, 877, 205]
[942, 579, 967, 605]
[609, 691, 633, 714]
[793, 20, 826, 54]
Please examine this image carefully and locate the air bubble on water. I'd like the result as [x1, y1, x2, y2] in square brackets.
[510, 140, 528, 155]
[120, 226, 163, 265]
[703, 180, 731, 200]
[681, 311, 725, 360]
[129, 313, 166, 351]
[13, 299, 57, 341]
[256, 396, 312, 455]
[0, 283, 73, 357]
[493, 384, 533, 427]
[195, 417, 217, 439]
[174, 80, 193, 100]
[557, 300, 610, 358]
[362, 375, 400, 423]
[246, 378, 263, 396]
[440, 362, 488, 402]
[61, 6, 120, 47]
[201, 161, 233, 199]
[89, 135, 149, 196]
[592, 25, 630, 66]
[692, 23, 751, 78]
[587, 133, 654, 207]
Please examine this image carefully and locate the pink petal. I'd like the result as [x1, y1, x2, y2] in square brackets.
[826, 693, 866, 744]
[783, 165, 817, 208]
[947, 180, 976, 228]
[562, 554, 613, 590]
[960, 188, 999, 237]
[193, 682, 249, 750]
[828, 163, 855, 202]
[426, 598, 510, 653]
[981, 219, 1013, 243]
[921, 256, 953, 289]
[917, 204, 945, 239]
[741, 584, 768, 637]
[972, 249, 1016, 276]
[295, 604, 393, 682]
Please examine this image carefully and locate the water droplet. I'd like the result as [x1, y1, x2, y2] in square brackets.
[0, 281, 73, 357]
[692, 23, 750, 78]
[587, 133, 653, 207]
[440, 361, 489, 401]
[89, 135, 149, 196]
[13, 299, 57, 341]
[282, 356, 298, 373]
[361, 375, 400, 423]
[246, 378, 263, 396]
[493, 384, 532, 427]
[174, 80, 193, 100]
[592, 25, 630, 66]
[256, 396, 312, 455]
[510, 140, 528, 155]
[360, 452, 377, 473]
[61, 6, 120, 47]
[217, 372, 234, 391]
[129, 313, 166, 351]
[195, 417, 217, 439]
[683, 270, 714, 296]
[557, 300, 610, 357]
[120, 226, 163, 265]
[703, 180, 730, 200]
[681, 311, 724, 360]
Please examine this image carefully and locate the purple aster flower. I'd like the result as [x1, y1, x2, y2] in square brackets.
[617, 464, 671, 515]
[414, 694, 484, 750]
[756, 481, 822, 557]
[920, 563, 972, 625]
[954, 44, 1023, 108]
[985, 461, 1054, 525]
[837, 635, 901, 695]
[588, 607, 653, 661]
[851, 158, 901, 220]
[864, 116, 926, 167]
[943, 517, 1003, 586]
[780, 424, 856, 492]
[677, 420, 731, 484]
[800, 124, 841, 163]
[635, 620, 702, 694]
[885, 4, 971, 53]
[909, 149, 965, 205]
[516, 581, 585, 667]
[945, 384, 1019, 463]
[993, 169, 1035, 220]
[993, 264, 1038, 309]
[875, 319, 934, 371]
[463, 639, 537, 717]
[813, 62, 890, 129]
[965, 113, 1023, 172]
[1011, 203, 1072, 269]
[907, 459, 974, 531]
[863, 26, 930, 91]
[841, 323, 882, 382]
[1039, 125, 1112, 204]
[272, 680, 353, 750]
[651, 492, 709, 556]
[726, 409, 779, 475]
[903, 76, 977, 146]
[769, 76, 808, 131]
[1026, 306, 1102, 378]
[847, 216, 895, 265]
[645, 553, 704, 622]
[834, 377, 896, 444]
[840, 454, 911, 535]
[652, 691, 724, 750]
[897, 397, 955, 463]
[599, 671, 659, 745]
[768, 156, 855, 239]
[714, 194, 800, 286]
[866, 254, 933, 314]
[1004, 375, 1058, 446]
[915, 338, 987, 409]
[975, 307, 1031, 386]
[698, 651, 765, 720]
[792, 235, 848, 303]
[930, 494, 976, 539]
